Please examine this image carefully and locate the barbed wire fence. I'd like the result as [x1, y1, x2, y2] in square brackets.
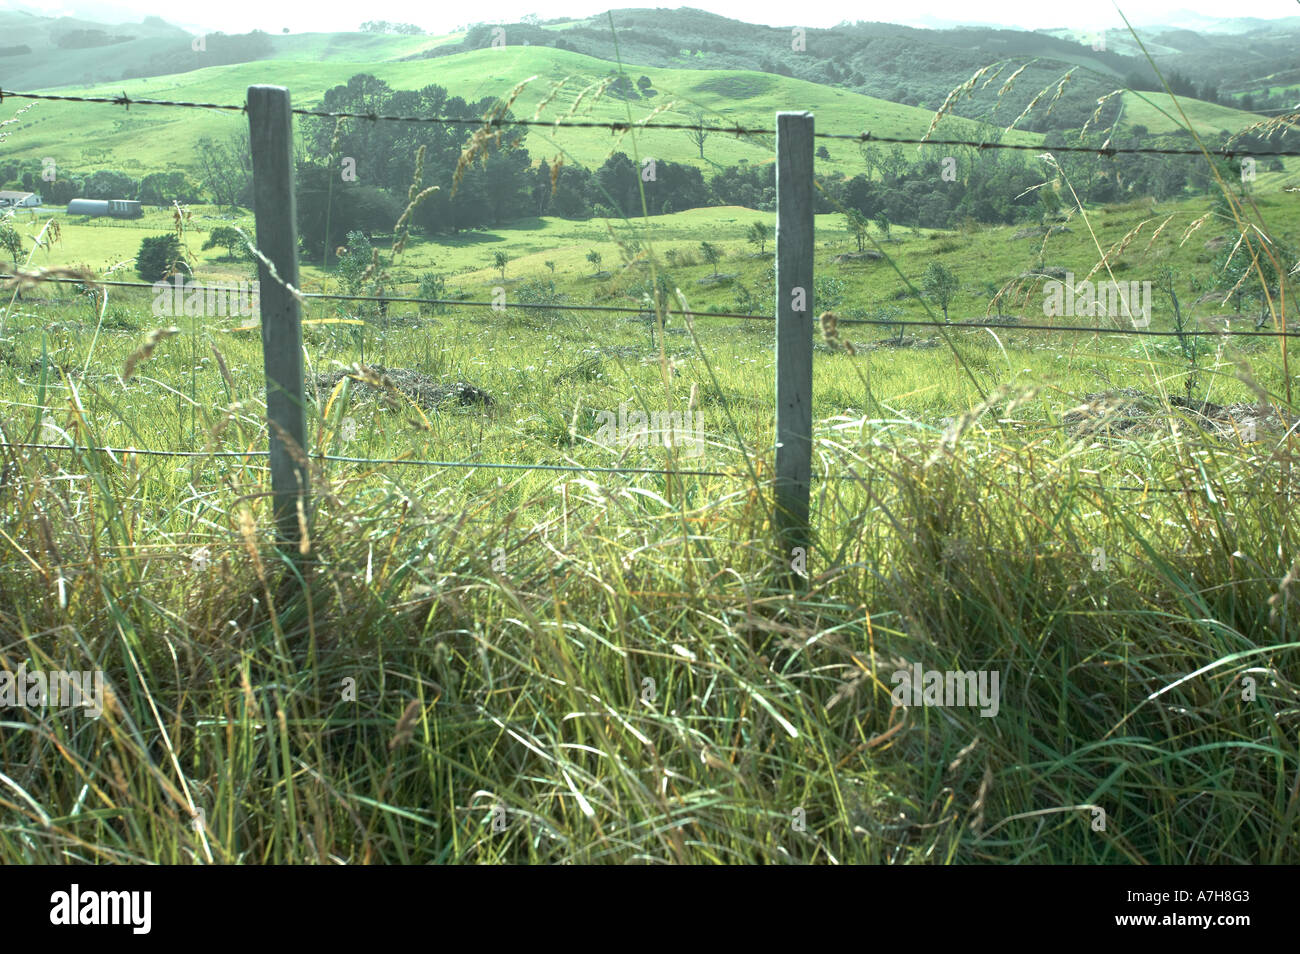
[4, 87, 1300, 158]
[2, 83, 1296, 578]
[5, 273, 1298, 335]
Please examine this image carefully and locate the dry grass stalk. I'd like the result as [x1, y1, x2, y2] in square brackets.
[1179, 212, 1211, 248]
[454, 76, 535, 196]
[2, 265, 97, 294]
[925, 65, 996, 141]
[1143, 213, 1178, 252]
[1080, 89, 1124, 140]
[123, 327, 181, 379]
[531, 76, 574, 120]
[1044, 69, 1076, 118]
[389, 699, 422, 750]
[236, 505, 266, 586]
[997, 62, 1030, 99]
[1083, 220, 1147, 282]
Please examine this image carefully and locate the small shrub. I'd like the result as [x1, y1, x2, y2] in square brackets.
[512, 278, 566, 322]
[417, 272, 448, 316]
[814, 274, 845, 311]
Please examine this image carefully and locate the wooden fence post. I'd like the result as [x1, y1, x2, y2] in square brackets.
[247, 85, 310, 555]
[774, 111, 814, 583]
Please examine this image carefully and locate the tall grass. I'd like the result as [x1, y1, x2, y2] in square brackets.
[0, 378, 1296, 862]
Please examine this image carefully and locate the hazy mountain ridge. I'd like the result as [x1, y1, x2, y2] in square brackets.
[4, 7, 1296, 118]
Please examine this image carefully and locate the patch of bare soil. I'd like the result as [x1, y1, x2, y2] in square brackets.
[957, 315, 1019, 325]
[315, 365, 495, 411]
[866, 335, 942, 350]
[1063, 388, 1292, 441]
[1018, 266, 1068, 280]
[1012, 225, 1072, 240]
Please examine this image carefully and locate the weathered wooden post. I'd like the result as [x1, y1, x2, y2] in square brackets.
[247, 85, 310, 555]
[775, 111, 814, 585]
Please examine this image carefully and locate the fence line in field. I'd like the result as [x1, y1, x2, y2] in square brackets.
[2, 440, 1282, 499]
[4, 82, 1297, 584]
[4, 273, 1297, 338]
[3, 87, 1299, 158]
[0, 440, 737, 477]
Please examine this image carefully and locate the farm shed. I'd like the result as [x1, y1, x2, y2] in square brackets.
[0, 191, 41, 208]
[67, 198, 142, 218]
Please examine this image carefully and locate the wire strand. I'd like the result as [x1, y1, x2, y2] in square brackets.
[4, 274, 1296, 337]
[2, 88, 1296, 158]
[4, 441, 1292, 497]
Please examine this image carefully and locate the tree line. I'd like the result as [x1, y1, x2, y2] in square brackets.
[2, 71, 1285, 248]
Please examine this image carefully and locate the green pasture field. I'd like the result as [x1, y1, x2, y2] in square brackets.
[1119, 89, 1266, 137]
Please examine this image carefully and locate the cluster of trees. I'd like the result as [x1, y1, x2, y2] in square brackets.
[1124, 68, 1227, 106]
[292, 74, 678, 256]
[54, 29, 135, 49]
[817, 153, 1039, 229]
[359, 21, 424, 34]
[0, 163, 204, 207]
[1232, 80, 1300, 114]
[257, 73, 1297, 254]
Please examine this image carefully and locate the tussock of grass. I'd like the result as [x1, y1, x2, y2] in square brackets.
[0, 377, 1296, 861]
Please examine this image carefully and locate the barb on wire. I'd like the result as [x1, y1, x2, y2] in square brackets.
[237, 228, 306, 304]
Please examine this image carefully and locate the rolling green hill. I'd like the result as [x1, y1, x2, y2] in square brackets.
[0, 10, 190, 89]
[1, 45, 1041, 178]
[1118, 89, 1269, 140]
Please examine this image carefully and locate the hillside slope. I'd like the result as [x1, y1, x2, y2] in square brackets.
[1, 45, 1041, 176]
[1119, 90, 1267, 137]
[0, 11, 460, 91]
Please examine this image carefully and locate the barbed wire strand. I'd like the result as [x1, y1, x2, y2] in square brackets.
[4, 274, 1296, 338]
[3, 440, 1291, 497]
[2, 88, 1298, 158]
[0, 441, 736, 477]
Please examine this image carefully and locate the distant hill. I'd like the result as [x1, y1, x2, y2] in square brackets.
[0, 10, 191, 89]
[2, 7, 1288, 141]
[0, 45, 1040, 176]
[410, 9, 1142, 134]
[0, 11, 459, 91]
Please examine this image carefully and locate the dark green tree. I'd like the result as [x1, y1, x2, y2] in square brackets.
[201, 226, 246, 261]
[922, 261, 959, 321]
[83, 169, 138, 200]
[700, 240, 721, 276]
[136, 234, 188, 282]
[843, 210, 869, 252]
[0, 219, 24, 269]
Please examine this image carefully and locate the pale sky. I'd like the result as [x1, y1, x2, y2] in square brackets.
[5, 0, 1298, 36]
